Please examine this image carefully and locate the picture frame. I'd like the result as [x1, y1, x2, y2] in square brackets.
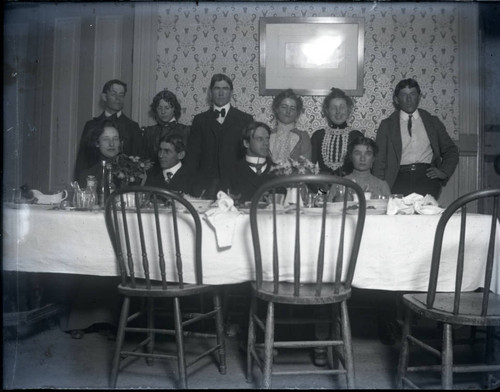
[259, 17, 365, 96]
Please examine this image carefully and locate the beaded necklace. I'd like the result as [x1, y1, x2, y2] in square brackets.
[321, 126, 351, 171]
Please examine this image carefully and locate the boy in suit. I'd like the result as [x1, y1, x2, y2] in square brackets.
[74, 79, 143, 179]
[229, 121, 276, 203]
[145, 134, 191, 194]
[185, 73, 253, 199]
[373, 78, 458, 199]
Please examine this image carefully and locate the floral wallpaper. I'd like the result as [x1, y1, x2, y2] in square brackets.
[155, 2, 458, 140]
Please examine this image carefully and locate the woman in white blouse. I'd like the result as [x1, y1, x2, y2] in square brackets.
[269, 89, 312, 164]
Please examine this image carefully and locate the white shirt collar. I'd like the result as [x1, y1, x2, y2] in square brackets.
[400, 109, 420, 121]
[213, 103, 230, 114]
[105, 110, 122, 118]
[163, 161, 182, 178]
[245, 155, 267, 164]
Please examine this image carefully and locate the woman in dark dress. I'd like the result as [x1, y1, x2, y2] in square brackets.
[75, 118, 121, 191]
[142, 90, 190, 162]
[62, 119, 122, 339]
[311, 87, 363, 176]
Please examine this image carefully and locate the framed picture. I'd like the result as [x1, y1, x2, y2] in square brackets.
[259, 17, 365, 96]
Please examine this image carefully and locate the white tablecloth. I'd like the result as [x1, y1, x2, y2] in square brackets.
[3, 204, 499, 293]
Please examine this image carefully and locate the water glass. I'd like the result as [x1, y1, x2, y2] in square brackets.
[302, 192, 315, 208]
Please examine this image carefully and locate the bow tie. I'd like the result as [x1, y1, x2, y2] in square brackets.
[248, 162, 265, 175]
[214, 108, 226, 118]
[328, 121, 347, 129]
[164, 171, 173, 183]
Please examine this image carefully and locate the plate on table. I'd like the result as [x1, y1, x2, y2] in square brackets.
[4, 202, 49, 210]
[302, 207, 326, 215]
[346, 205, 387, 215]
[326, 201, 357, 215]
[177, 199, 215, 213]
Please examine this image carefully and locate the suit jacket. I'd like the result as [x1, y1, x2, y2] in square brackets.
[142, 122, 191, 162]
[372, 109, 459, 189]
[185, 106, 253, 198]
[229, 158, 276, 202]
[144, 164, 191, 194]
[74, 112, 143, 180]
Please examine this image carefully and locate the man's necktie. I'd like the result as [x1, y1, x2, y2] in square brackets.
[165, 172, 173, 183]
[408, 114, 413, 137]
[248, 162, 264, 175]
[214, 108, 226, 119]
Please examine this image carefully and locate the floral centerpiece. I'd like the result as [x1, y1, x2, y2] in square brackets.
[106, 154, 153, 187]
[268, 156, 319, 206]
[269, 156, 320, 176]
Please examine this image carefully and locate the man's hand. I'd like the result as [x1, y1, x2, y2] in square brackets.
[426, 167, 447, 180]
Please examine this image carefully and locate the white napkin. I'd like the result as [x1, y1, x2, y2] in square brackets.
[216, 190, 235, 212]
[414, 194, 444, 215]
[205, 191, 240, 248]
[387, 193, 444, 215]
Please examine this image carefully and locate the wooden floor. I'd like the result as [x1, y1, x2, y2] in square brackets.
[3, 298, 499, 390]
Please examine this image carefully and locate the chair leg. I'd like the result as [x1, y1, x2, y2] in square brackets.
[340, 300, 355, 389]
[327, 304, 339, 370]
[110, 296, 129, 388]
[213, 291, 227, 375]
[396, 307, 412, 388]
[174, 297, 187, 389]
[146, 298, 155, 366]
[442, 323, 453, 390]
[262, 301, 275, 389]
[246, 296, 257, 384]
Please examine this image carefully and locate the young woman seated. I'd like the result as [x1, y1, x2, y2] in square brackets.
[341, 136, 391, 199]
[75, 118, 121, 189]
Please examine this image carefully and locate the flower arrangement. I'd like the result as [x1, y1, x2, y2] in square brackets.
[269, 156, 320, 177]
[106, 154, 154, 186]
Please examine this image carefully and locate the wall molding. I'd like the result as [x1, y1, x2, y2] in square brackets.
[132, 3, 158, 127]
[50, 17, 81, 190]
[93, 15, 124, 117]
[458, 3, 480, 193]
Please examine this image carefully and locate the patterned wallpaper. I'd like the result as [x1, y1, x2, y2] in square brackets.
[155, 2, 458, 140]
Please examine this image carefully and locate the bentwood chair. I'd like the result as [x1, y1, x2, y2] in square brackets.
[246, 174, 366, 389]
[104, 186, 226, 389]
[396, 189, 500, 389]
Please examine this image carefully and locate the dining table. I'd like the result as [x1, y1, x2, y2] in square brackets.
[3, 202, 499, 294]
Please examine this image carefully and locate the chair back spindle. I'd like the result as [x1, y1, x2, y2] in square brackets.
[105, 186, 204, 292]
[249, 174, 366, 301]
[426, 189, 500, 317]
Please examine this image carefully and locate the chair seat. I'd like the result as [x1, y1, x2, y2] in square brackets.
[403, 292, 500, 327]
[118, 281, 216, 298]
[252, 281, 351, 305]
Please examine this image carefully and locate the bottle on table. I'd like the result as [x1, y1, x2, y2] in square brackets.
[86, 175, 97, 208]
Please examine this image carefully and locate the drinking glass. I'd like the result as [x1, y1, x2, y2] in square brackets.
[302, 192, 315, 208]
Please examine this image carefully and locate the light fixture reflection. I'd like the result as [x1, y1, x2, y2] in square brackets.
[301, 35, 343, 66]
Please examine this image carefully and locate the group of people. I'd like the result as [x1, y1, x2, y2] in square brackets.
[74, 74, 459, 205]
[69, 74, 460, 353]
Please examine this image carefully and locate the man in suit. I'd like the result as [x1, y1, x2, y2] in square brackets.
[145, 134, 191, 194]
[229, 121, 276, 202]
[185, 73, 253, 199]
[372, 78, 459, 199]
[74, 79, 143, 180]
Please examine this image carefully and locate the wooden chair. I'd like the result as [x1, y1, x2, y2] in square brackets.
[104, 186, 226, 389]
[396, 188, 500, 389]
[246, 174, 366, 388]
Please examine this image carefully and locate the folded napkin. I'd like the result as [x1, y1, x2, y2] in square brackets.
[205, 191, 240, 248]
[387, 193, 444, 215]
[414, 194, 444, 215]
[283, 187, 303, 207]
